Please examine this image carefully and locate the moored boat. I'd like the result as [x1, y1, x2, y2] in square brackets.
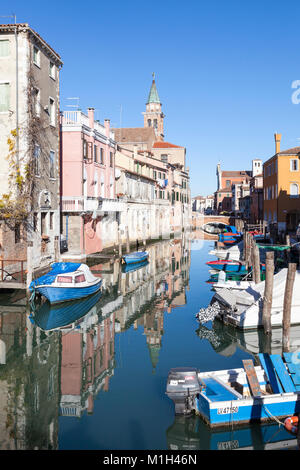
[29, 262, 102, 303]
[166, 353, 300, 428]
[30, 290, 102, 331]
[122, 250, 149, 265]
[121, 259, 149, 273]
[206, 259, 265, 274]
[213, 267, 300, 329]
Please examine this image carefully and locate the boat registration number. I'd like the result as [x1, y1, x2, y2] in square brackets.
[217, 406, 239, 415]
[217, 440, 239, 450]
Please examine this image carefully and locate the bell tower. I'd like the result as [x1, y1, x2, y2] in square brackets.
[143, 73, 165, 141]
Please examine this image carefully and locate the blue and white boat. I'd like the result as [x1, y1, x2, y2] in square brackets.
[122, 259, 149, 273]
[122, 251, 149, 265]
[166, 353, 300, 429]
[30, 290, 102, 331]
[29, 262, 102, 304]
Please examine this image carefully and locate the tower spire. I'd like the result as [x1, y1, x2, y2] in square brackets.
[143, 73, 165, 141]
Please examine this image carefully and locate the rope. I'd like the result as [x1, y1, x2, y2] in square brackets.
[262, 404, 285, 426]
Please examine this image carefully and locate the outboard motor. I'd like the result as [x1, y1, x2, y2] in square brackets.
[166, 368, 203, 415]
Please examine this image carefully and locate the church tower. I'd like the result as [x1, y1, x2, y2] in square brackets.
[143, 73, 165, 141]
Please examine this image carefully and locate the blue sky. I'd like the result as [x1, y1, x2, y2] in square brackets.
[3, 0, 300, 196]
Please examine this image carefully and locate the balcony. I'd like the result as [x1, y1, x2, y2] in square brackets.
[61, 196, 125, 213]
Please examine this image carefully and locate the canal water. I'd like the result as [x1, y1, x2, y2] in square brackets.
[0, 235, 297, 450]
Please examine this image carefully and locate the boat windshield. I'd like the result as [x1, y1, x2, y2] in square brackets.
[57, 275, 73, 283]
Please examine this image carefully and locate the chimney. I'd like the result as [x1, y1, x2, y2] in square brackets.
[274, 133, 281, 154]
[104, 119, 110, 138]
[87, 107, 94, 129]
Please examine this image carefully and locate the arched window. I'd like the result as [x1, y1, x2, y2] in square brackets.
[147, 119, 151, 127]
[153, 119, 158, 128]
[290, 183, 299, 197]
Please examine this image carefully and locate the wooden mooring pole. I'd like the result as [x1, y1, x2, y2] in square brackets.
[262, 251, 274, 335]
[282, 262, 297, 352]
[252, 242, 261, 284]
[126, 226, 130, 253]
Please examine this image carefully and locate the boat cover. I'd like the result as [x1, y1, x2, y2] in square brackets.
[29, 262, 82, 290]
[217, 268, 300, 311]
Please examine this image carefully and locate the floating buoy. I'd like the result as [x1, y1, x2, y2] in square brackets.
[284, 416, 298, 435]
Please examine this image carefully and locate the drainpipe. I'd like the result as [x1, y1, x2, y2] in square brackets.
[15, 22, 19, 167]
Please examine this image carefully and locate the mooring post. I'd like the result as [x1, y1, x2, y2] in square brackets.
[252, 242, 261, 284]
[126, 226, 130, 253]
[262, 251, 274, 335]
[282, 262, 297, 352]
[118, 229, 122, 257]
[285, 234, 291, 264]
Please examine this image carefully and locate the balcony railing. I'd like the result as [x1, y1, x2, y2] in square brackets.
[61, 196, 125, 213]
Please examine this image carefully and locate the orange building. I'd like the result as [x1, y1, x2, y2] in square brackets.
[263, 133, 300, 232]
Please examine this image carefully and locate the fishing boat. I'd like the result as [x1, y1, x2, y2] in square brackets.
[213, 267, 300, 329]
[122, 250, 149, 265]
[30, 290, 102, 331]
[29, 262, 102, 304]
[206, 260, 265, 274]
[166, 415, 297, 450]
[166, 353, 300, 429]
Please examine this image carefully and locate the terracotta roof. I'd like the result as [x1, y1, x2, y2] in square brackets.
[113, 127, 156, 144]
[152, 141, 183, 148]
[278, 146, 300, 155]
[222, 171, 252, 177]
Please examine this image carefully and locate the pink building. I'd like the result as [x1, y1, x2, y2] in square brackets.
[60, 108, 125, 259]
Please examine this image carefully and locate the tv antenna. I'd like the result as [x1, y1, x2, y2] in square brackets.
[66, 97, 80, 110]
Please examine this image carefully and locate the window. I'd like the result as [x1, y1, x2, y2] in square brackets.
[49, 150, 55, 178]
[153, 119, 158, 128]
[100, 148, 104, 164]
[49, 61, 55, 79]
[147, 119, 151, 127]
[33, 87, 40, 117]
[226, 180, 231, 187]
[75, 274, 86, 283]
[41, 212, 47, 234]
[161, 154, 168, 163]
[83, 140, 88, 159]
[0, 83, 9, 112]
[49, 98, 55, 126]
[110, 152, 113, 168]
[94, 144, 97, 162]
[0, 40, 10, 57]
[153, 170, 157, 179]
[33, 46, 40, 67]
[290, 183, 299, 197]
[34, 144, 40, 176]
[15, 223, 21, 244]
[49, 212, 54, 230]
[57, 275, 73, 283]
[290, 159, 299, 171]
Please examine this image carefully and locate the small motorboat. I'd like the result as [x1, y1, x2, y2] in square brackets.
[122, 259, 149, 273]
[122, 251, 149, 265]
[30, 290, 102, 331]
[29, 262, 102, 304]
[206, 260, 265, 274]
[166, 353, 300, 428]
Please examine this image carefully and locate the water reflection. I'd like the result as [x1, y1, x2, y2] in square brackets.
[166, 415, 297, 450]
[0, 236, 191, 449]
[0, 235, 298, 450]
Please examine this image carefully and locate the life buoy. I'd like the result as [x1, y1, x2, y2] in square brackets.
[284, 416, 298, 435]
